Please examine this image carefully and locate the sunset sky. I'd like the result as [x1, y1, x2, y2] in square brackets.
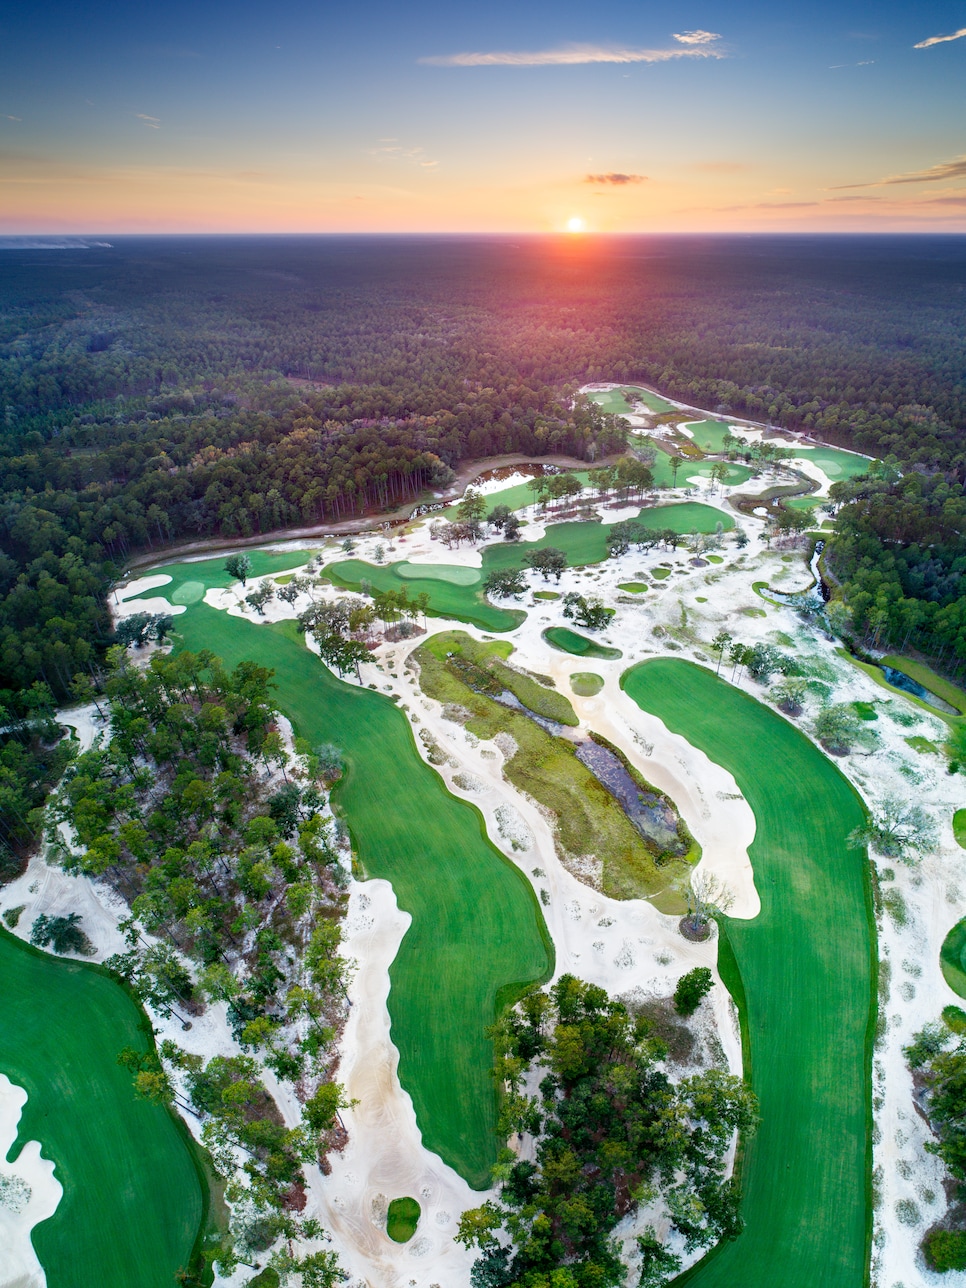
[2, 0, 965, 234]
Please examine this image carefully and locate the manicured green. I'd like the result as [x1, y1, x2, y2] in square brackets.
[954, 809, 966, 849]
[386, 1197, 421, 1243]
[395, 561, 480, 586]
[941, 919, 966, 1000]
[681, 420, 736, 454]
[542, 628, 622, 660]
[141, 562, 553, 1187]
[325, 558, 523, 632]
[793, 445, 872, 483]
[617, 582, 648, 593]
[649, 445, 752, 490]
[880, 656, 966, 715]
[586, 385, 676, 415]
[533, 590, 560, 600]
[651, 567, 671, 580]
[621, 660, 874, 1288]
[569, 672, 604, 696]
[442, 472, 593, 519]
[0, 928, 205, 1288]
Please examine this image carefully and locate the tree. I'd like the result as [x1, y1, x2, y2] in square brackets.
[30, 912, 95, 955]
[849, 794, 938, 862]
[524, 547, 566, 582]
[710, 630, 732, 676]
[456, 488, 487, 536]
[674, 967, 714, 1017]
[813, 704, 872, 755]
[682, 870, 734, 939]
[562, 592, 611, 631]
[483, 569, 527, 600]
[772, 677, 807, 715]
[245, 584, 276, 616]
[669, 455, 683, 487]
[709, 461, 730, 492]
[225, 554, 253, 586]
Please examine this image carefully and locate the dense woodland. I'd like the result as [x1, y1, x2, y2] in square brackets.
[1, 234, 964, 866]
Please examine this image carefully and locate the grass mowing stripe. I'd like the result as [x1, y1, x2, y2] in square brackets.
[145, 573, 553, 1188]
[0, 928, 204, 1288]
[621, 660, 874, 1287]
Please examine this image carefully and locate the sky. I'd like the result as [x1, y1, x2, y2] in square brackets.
[1, 0, 965, 234]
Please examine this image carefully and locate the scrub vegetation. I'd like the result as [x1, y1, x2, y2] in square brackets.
[414, 632, 692, 908]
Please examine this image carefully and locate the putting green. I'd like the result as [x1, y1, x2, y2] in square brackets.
[326, 559, 522, 633]
[386, 1196, 421, 1243]
[954, 810, 966, 849]
[941, 919, 966, 999]
[792, 445, 871, 482]
[395, 561, 481, 586]
[139, 561, 553, 1188]
[543, 628, 621, 660]
[621, 660, 873, 1287]
[171, 580, 205, 605]
[0, 929, 205, 1288]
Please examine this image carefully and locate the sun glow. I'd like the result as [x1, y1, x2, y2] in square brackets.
[566, 216, 586, 233]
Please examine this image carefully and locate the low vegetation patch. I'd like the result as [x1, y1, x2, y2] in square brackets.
[416, 633, 689, 908]
[386, 1197, 421, 1243]
[617, 582, 648, 593]
[542, 627, 622, 660]
[954, 809, 966, 849]
[570, 672, 604, 697]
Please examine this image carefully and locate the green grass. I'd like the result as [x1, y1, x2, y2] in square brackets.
[880, 656, 966, 715]
[395, 561, 481, 586]
[326, 558, 524, 633]
[941, 919, 966, 999]
[838, 651, 963, 728]
[141, 562, 553, 1188]
[621, 660, 873, 1288]
[681, 420, 736, 454]
[443, 473, 594, 520]
[0, 928, 205, 1288]
[533, 590, 560, 600]
[905, 736, 938, 755]
[491, 660, 578, 725]
[418, 635, 689, 908]
[386, 1196, 421, 1243]
[651, 568, 671, 580]
[586, 385, 676, 415]
[569, 673, 604, 696]
[954, 810, 966, 849]
[617, 582, 648, 593]
[852, 701, 878, 722]
[792, 445, 872, 483]
[543, 627, 622, 660]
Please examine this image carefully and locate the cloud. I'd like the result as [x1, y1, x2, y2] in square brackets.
[3, 115, 22, 122]
[420, 40, 726, 67]
[584, 172, 647, 185]
[673, 30, 721, 45]
[914, 27, 966, 48]
[136, 113, 160, 129]
[832, 155, 966, 188]
[370, 142, 438, 169]
[829, 59, 875, 68]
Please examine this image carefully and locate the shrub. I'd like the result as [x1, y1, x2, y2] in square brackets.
[674, 967, 714, 1017]
[924, 1229, 966, 1271]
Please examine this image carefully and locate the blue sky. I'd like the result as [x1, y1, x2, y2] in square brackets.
[1, 0, 964, 231]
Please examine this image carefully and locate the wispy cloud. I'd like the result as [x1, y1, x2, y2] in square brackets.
[914, 27, 966, 48]
[3, 115, 22, 122]
[672, 30, 721, 45]
[370, 142, 438, 169]
[420, 38, 726, 67]
[136, 113, 160, 129]
[829, 60, 875, 68]
[832, 155, 966, 188]
[584, 172, 647, 185]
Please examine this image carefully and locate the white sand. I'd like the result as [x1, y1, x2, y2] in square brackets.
[0, 1075, 62, 1288]
[115, 574, 172, 601]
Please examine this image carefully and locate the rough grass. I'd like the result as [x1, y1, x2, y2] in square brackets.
[386, 1196, 421, 1243]
[570, 673, 604, 696]
[417, 634, 689, 911]
[954, 809, 966, 849]
[941, 919, 966, 1000]
[622, 659, 874, 1288]
[142, 565, 553, 1189]
[0, 928, 205, 1288]
[490, 659, 578, 726]
[542, 627, 622, 660]
[617, 582, 649, 593]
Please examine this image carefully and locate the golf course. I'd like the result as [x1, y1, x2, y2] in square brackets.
[621, 659, 875, 1286]
[141, 557, 554, 1187]
[0, 929, 205, 1288]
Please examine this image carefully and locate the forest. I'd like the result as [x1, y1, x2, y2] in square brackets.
[0, 233, 964, 870]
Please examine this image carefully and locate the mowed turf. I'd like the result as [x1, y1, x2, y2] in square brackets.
[142, 567, 553, 1187]
[0, 930, 204, 1288]
[621, 660, 874, 1287]
[586, 385, 676, 415]
[329, 504, 730, 632]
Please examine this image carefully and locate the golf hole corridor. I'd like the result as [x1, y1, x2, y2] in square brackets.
[622, 659, 875, 1287]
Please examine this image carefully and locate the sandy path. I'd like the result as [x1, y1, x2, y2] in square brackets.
[0, 1075, 62, 1288]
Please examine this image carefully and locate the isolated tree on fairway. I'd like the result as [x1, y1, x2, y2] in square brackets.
[225, 553, 253, 586]
[483, 569, 527, 600]
[524, 546, 566, 582]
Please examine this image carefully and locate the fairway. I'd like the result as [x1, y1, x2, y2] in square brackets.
[940, 919, 966, 998]
[0, 930, 204, 1288]
[140, 564, 553, 1187]
[621, 660, 874, 1287]
[586, 385, 676, 415]
[543, 627, 621, 659]
[326, 558, 522, 632]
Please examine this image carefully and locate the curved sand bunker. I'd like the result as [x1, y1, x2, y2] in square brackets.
[0, 1074, 62, 1288]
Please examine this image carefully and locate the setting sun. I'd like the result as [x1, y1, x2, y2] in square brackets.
[566, 216, 586, 233]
